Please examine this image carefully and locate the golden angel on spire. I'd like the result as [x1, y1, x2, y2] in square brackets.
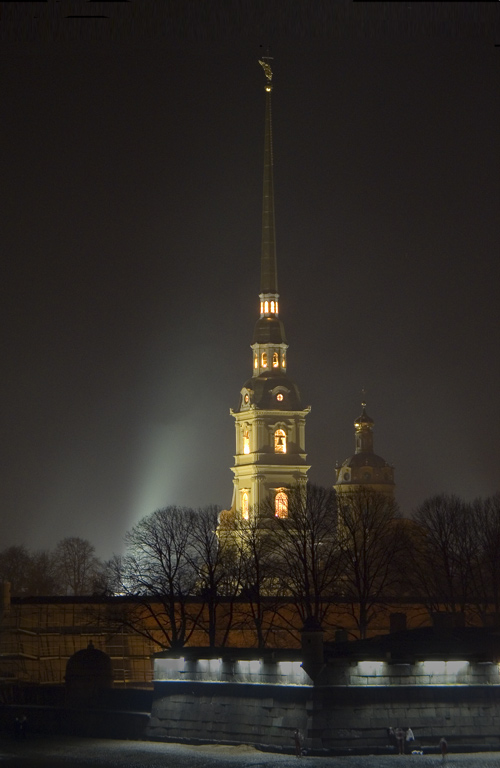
[259, 59, 273, 83]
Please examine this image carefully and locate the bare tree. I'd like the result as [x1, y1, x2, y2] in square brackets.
[26, 550, 58, 596]
[229, 508, 280, 648]
[469, 494, 500, 619]
[187, 505, 238, 647]
[53, 537, 102, 595]
[337, 487, 405, 639]
[406, 494, 476, 618]
[267, 483, 341, 629]
[113, 506, 201, 650]
[0, 545, 32, 596]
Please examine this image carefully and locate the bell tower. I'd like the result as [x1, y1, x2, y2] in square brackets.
[229, 59, 310, 521]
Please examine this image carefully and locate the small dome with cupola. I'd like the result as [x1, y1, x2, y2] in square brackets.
[335, 401, 395, 497]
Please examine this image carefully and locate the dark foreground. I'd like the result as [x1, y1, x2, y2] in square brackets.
[1, 738, 500, 768]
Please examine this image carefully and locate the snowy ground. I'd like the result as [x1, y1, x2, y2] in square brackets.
[1, 738, 500, 768]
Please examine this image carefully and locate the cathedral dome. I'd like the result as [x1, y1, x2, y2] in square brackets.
[354, 405, 374, 429]
[239, 371, 303, 411]
[252, 316, 287, 345]
[341, 452, 390, 469]
[335, 401, 395, 496]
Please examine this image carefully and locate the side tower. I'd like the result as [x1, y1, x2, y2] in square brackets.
[334, 401, 395, 497]
[230, 59, 310, 521]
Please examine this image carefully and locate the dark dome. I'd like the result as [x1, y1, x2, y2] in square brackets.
[341, 452, 390, 469]
[239, 371, 303, 410]
[65, 641, 113, 682]
[252, 316, 287, 344]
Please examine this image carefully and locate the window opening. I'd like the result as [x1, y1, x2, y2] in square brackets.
[274, 428, 286, 453]
[243, 430, 250, 455]
[275, 491, 288, 518]
[261, 352, 267, 368]
[242, 492, 249, 520]
[272, 352, 279, 368]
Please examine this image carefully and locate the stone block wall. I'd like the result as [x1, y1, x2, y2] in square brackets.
[148, 682, 310, 748]
[148, 680, 500, 752]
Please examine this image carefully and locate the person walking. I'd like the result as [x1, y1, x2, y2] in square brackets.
[440, 737, 448, 762]
[405, 727, 415, 753]
[395, 727, 405, 755]
[293, 728, 302, 757]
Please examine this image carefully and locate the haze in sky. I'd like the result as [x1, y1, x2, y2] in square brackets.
[1, 4, 499, 558]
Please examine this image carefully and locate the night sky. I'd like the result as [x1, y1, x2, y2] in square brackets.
[1, 4, 499, 559]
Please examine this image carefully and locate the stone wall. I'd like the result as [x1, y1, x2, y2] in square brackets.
[148, 680, 500, 752]
[148, 655, 500, 753]
[148, 681, 310, 748]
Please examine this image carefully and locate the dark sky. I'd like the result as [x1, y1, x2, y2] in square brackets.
[1, 4, 499, 559]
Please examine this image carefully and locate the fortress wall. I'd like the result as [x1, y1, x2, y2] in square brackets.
[148, 658, 500, 752]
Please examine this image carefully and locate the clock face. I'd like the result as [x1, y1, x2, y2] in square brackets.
[277, 393, 283, 402]
[244, 394, 249, 404]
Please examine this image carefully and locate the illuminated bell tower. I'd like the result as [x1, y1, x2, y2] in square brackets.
[230, 59, 310, 521]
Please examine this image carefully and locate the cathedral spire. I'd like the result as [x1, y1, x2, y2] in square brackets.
[259, 57, 277, 295]
[252, 58, 287, 371]
[227, 60, 310, 522]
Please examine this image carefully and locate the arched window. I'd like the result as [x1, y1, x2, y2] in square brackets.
[275, 491, 288, 519]
[274, 428, 286, 453]
[242, 492, 249, 520]
[281, 355, 286, 368]
[272, 352, 279, 368]
[270, 300, 275, 313]
[254, 355, 258, 369]
[264, 301, 269, 313]
[261, 352, 267, 368]
[243, 430, 250, 454]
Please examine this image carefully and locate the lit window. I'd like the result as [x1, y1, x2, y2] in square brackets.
[273, 352, 279, 367]
[282, 355, 286, 368]
[271, 300, 275, 313]
[264, 301, 269, 313]
[260, 301, 263, 314]
[277, 393, 283, 402]
[274, 428, 286, 453]
[242, 492, 249, 520]
[275, 491, 288, 518]
[276, 301, 279, 314]
[261, 353, 267, 367]
[254, 355, 258, 369]
[243, 430, 250, 454]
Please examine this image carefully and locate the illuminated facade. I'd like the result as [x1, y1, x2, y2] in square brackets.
[334, 401, 395, 497]
[229, 59, 310, 520]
